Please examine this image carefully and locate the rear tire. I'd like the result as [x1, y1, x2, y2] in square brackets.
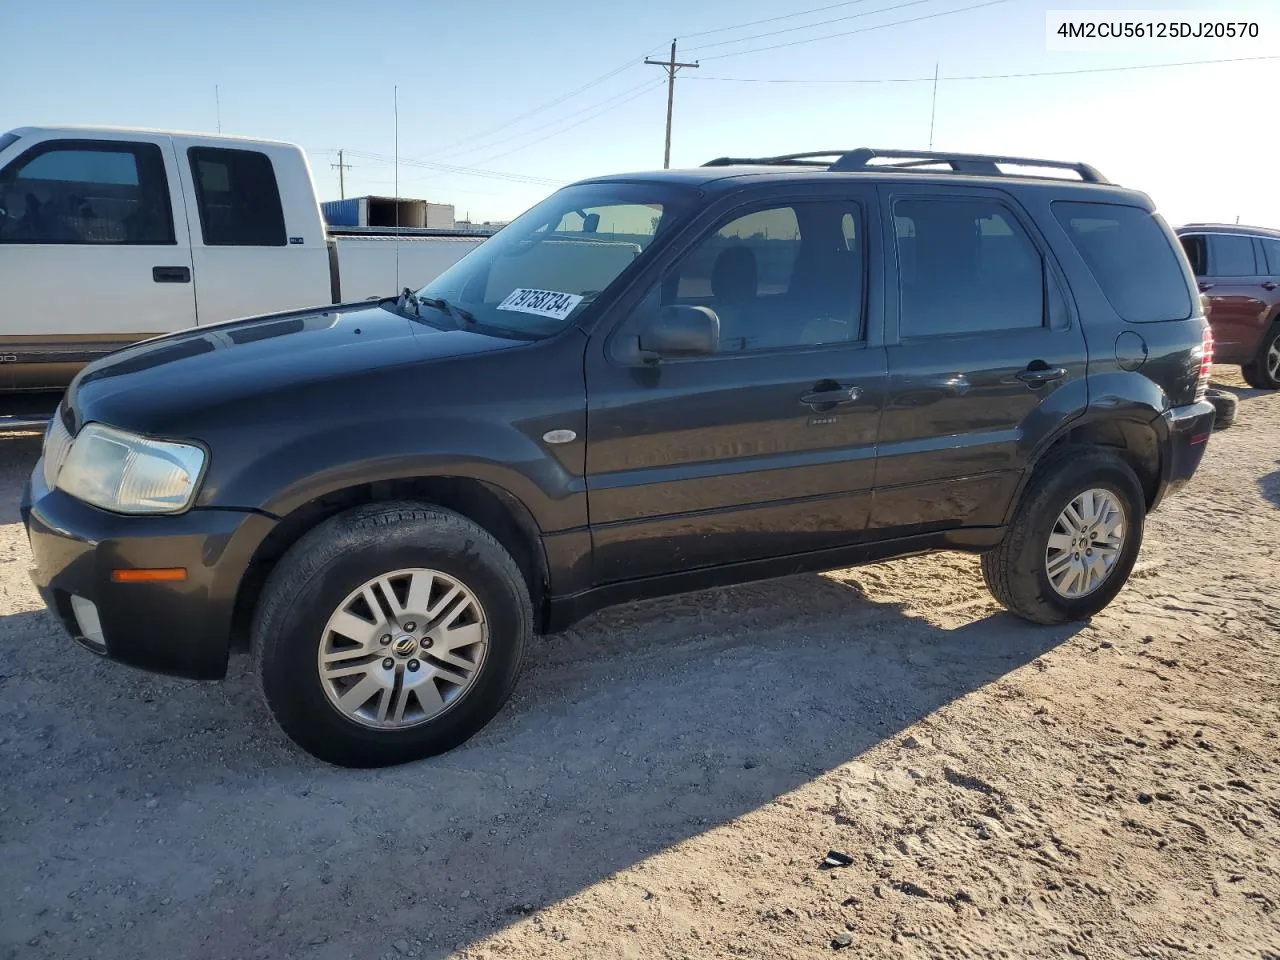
[1242, 324, 1280, 390]
[1241, 365, 1264, 389]
[252, 502, 531, 767]
[982, 446, 1145, 625]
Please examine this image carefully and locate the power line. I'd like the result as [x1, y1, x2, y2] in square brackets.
[420, 48, 663, 160]
[344, 149, 565, 187]
[434, 77, 663, 164]
[684, 0, 937, 53]
[685, 53, 1280, 83]
[699, 0, 1009, 61]
[470, 80, 666, 167]
[680, 0, 886, 40]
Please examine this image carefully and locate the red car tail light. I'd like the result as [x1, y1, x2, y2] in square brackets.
[1195, 325, 1214, 401]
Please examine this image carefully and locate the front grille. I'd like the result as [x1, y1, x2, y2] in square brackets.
[42, 413, 75, 490]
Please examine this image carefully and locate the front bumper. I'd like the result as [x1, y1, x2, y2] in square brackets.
[21, 464, 276, 680]
[1151, 399, 1216, 511]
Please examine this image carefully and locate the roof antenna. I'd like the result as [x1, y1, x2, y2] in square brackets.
[215, 85, 222, 134]
[394, 84, 401, 293]
[928, 63, 939, 150]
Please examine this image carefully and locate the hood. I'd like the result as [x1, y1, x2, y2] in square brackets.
[64, 301, 523, 435]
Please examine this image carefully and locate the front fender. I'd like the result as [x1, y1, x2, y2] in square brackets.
[198, 412, 587, 535]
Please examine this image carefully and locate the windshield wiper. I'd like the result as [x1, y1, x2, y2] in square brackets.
[398, 287, 476, 328]
[396, 287, 423, 317]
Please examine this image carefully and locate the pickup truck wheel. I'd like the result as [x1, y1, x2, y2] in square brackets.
[981, 447, 1145, 625]
[1242, 324, 1280, 390]
[252, 502, 531, 767]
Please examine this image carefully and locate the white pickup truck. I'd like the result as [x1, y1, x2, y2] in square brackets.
[0, 126, 486, 393]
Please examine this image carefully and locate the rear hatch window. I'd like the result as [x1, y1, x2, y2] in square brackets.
[1053, 201, 1193, 323]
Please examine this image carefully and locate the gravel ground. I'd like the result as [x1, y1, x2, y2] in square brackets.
[1, 371, 1277, 960]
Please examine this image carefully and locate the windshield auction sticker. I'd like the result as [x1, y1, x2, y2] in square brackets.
[496, 288, 584, 321]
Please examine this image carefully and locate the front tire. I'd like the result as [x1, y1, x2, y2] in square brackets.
[982, 447, 1145, 625]
[252, 502, 531, 767]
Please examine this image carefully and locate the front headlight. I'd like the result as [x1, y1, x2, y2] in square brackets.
[53, 423, 206, 515]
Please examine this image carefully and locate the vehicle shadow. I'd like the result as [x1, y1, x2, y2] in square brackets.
[1259, 459, 1280, 511]
[0, 568, 1084, 960]
[0, 433, 42, 520]
[1210, 379, 1273, 402]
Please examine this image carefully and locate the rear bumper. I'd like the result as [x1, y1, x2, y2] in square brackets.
[1151, 399, 1216, 511]
[21, 465, 275, 680]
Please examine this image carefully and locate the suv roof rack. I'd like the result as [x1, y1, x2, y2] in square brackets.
[702, 147, 1108, 184]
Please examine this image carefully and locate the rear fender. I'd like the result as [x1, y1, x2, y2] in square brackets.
[1002, 370, 1167, 525]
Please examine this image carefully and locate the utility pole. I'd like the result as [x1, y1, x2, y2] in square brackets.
[331, 149, 352, 200]
[645, 39, 699, 169]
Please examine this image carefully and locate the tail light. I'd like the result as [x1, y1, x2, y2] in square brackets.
[1195, 325, 1213, 401]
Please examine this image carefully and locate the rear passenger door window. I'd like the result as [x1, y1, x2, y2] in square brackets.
[1207, 234, 1258, 276]
[188, 147, 285, 246]
[894, 198, 1045, 338]
[0, 140, 175, 245]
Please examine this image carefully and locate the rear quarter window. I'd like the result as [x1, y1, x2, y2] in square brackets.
[1053, 201, 1192, 323]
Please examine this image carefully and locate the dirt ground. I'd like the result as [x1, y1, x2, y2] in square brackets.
[1, 370, 1277, 960]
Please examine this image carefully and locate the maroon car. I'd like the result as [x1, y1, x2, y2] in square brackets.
[1177, 224, 1280, 389]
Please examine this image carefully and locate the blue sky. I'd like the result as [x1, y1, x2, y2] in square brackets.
[4, 0, 1278, 225]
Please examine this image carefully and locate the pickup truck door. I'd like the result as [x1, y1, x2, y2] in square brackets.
[0, 132, 197, 388]
[168, 137, 332, 324]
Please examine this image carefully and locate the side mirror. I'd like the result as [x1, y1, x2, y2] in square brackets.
[637, 305, 720, 362]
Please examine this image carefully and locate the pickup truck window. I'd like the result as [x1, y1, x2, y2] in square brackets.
[188, 147, 286, 247]
[0, 139, 175, 245]
[416, 182, 696, 338]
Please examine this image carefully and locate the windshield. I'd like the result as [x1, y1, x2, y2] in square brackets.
[416, 182, 696, 338]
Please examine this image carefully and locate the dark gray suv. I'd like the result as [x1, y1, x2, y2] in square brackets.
[23, 148, 1217, 766]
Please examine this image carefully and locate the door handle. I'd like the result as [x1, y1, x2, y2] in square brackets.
[1016, 364, 1067, 386]
[1262, 281, 1277, 291]
[1198, 281, 1215, 292]
[800, 384, 862, 410]
[153, 266, 191, 283]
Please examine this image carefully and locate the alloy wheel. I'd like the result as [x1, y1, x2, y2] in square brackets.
[317, 568, 488, 729]
[1044, 488, 1127, 599]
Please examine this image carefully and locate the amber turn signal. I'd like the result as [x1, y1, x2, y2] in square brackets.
[111, 568, 188, 583]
